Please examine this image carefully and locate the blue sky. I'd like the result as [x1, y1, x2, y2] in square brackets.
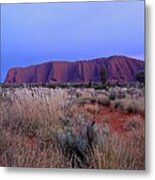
[0, 1, 144, 82]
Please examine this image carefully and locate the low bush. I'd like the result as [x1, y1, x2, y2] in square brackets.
[109, 91, 116, 100]
[98, 97, 110, 106]
[117, 90, 126, 99]
[113, 100, 124, 110]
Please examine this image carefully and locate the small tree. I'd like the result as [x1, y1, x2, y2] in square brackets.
[100, 66, 107, 85]
[88, 81, 92, 88]
[136, 71, 145, 83]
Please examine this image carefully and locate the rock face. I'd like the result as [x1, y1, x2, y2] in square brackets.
[5, 55, 144, 83]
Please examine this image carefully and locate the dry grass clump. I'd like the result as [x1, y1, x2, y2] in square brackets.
[123, 115, 144, 137]
[83, 103, 100, 114]
[97, 96, 110, 106]
[0, 132, 69, 168]
[112, 97, 144, 115]
[75, 95, 110, 107]
[0, 129, 10, 157]
[125, 98, 144, 114]
[89, 134, 144, 170]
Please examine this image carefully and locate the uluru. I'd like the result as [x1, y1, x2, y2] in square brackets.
[4, 55, 144, 84]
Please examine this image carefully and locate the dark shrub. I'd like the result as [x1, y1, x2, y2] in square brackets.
[117, 90, 126, 99]
[109, 91, 116, 100]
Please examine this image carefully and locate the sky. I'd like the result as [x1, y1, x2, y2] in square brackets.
[0, 1, 144, 82]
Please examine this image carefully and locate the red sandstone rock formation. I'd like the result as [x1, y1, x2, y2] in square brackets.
[4, 55, 144, 83]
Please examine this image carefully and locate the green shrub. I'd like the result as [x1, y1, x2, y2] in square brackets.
[56, 115, 102, 168]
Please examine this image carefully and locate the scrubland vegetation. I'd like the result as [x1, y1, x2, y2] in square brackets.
[0, 83, 145, 169]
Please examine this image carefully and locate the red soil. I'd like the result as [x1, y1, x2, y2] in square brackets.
[94, 106, 144, 137]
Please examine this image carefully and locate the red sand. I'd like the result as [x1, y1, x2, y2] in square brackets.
[94, 106, 144, 136]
